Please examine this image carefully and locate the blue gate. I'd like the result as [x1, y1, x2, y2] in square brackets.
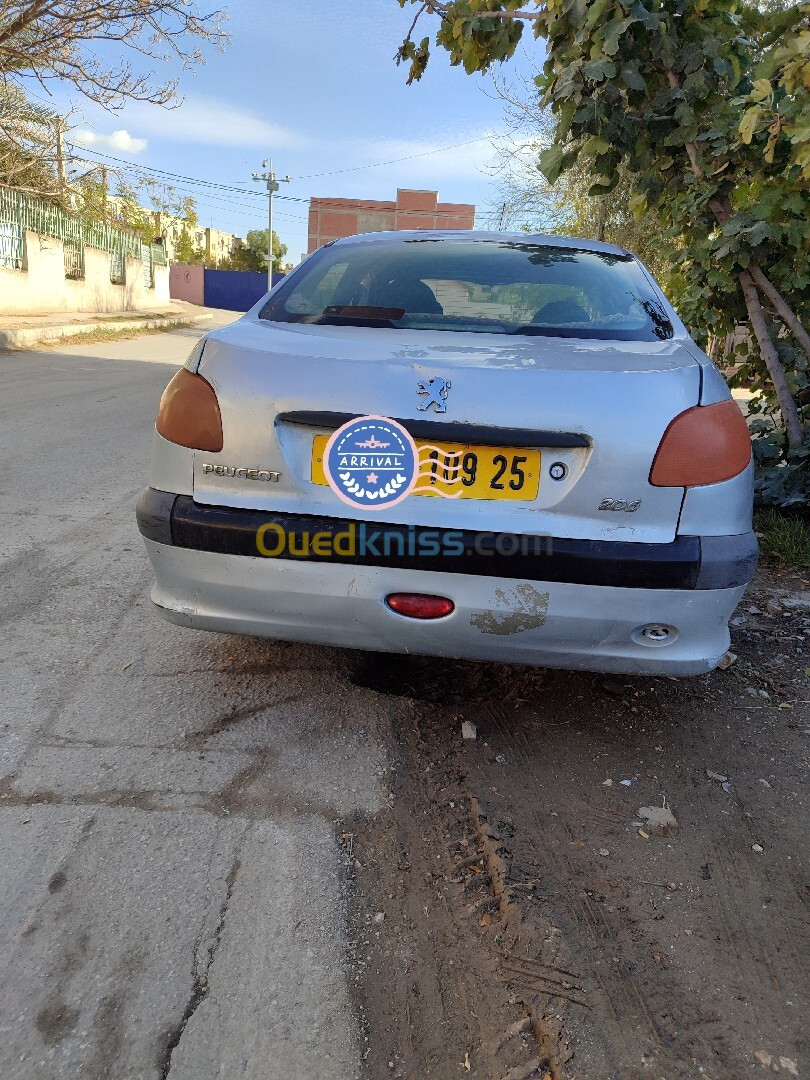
[203, 269, 285, 312]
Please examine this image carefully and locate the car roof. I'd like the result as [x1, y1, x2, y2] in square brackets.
[329, 229, 631, 258]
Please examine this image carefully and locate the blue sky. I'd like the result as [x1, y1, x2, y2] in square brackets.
[54, 0, 541, 260]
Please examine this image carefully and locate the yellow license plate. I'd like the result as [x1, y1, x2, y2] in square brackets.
[311, 435, 540, 501]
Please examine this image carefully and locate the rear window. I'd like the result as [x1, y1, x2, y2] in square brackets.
[260, 237, 673, 341]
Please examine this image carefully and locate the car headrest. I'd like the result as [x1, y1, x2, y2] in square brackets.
[374, 278, 443, 315]
[532, 300, 590, 324]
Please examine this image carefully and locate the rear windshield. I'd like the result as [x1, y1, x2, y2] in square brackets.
[260, 237, 673, 341]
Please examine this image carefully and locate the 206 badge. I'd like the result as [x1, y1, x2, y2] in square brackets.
[598, 498, 641, 512]
[416, 376, 451, 413]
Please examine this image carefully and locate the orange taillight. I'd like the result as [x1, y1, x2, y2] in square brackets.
[156, 368, 223, 452]
[649, 400, 751, 488]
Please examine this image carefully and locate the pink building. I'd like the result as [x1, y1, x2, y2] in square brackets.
[307, 188, 475, 253]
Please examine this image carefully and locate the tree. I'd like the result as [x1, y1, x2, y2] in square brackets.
[394, 1, 809, 455]
[0, 1, 226, 199]
[173, 222, 206, 266]
[0, 0, 227, 111]
[222, 229, 287, 274]
[0, 80, 63, 196]
[220, 243, 264, 273]
[73, 173, 204, 262]
[141, 180, 201, 258]
[487, 74, 669, 280]
[108, 179, 153, 242]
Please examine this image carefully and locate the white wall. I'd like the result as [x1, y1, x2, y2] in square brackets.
[0, 230, 170, 315]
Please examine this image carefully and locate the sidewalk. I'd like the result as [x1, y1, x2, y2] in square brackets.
[0, 301, 221, 351]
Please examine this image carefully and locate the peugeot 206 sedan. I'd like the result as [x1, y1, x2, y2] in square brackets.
[136, 231, 757, 675]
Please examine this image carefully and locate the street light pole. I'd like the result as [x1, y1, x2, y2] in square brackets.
[252, 159, 291, 292]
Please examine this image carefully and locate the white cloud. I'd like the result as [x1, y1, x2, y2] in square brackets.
[125, 96, 307, 150]
[71, 128, 148, 154]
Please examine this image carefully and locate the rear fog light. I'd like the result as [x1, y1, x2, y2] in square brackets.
[385, 593, 454, 619]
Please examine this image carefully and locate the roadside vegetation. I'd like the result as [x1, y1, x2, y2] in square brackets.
[31, 322, 196, 348]
[755, 507, 810, 571]
[395, 0, 809, 508]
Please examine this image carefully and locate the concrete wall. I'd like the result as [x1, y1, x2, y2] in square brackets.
[0, 230, 169, 315]
[169, 263, 205, 305]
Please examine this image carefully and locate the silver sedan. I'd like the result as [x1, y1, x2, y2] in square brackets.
[137, 231, 756, 674]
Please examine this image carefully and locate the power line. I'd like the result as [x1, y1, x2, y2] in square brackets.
[88, 164, 305, 220]
[66, 151, 308, 232]
[67, 154, 292, 216]
[66, 144, 478, 220]
[293, 135, 490, 179]
[174, 195, 306, 224]
[66, 145, 267, 198]
[69, 134, 491, 189]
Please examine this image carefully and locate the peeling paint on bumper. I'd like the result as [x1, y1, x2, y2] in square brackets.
[470, 584, 550, 636]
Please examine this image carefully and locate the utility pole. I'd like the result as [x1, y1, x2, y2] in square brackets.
[252, 159, 290, 291]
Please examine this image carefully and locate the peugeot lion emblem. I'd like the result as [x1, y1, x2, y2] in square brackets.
[416, 376, 451, 413]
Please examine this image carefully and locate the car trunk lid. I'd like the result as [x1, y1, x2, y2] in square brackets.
[192, 319, 700, 543]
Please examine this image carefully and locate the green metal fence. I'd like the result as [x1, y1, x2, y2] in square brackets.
[0, 186, 143, 260]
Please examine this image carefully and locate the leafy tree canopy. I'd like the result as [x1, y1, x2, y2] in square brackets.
[0, 80, 62, 196]
[222, 229, 287, 274]
[488, 76, 668, 280]
[395, 0, 809, 462]
[74, 174, 202, 255]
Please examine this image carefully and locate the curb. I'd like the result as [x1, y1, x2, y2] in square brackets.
[0, 312, 213, 352]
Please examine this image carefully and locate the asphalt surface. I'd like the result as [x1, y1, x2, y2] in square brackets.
[2, 323, 807, 1080]
[0, 321, 381, 1079]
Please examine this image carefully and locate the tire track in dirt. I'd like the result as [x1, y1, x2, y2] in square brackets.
[345, 698, 570, 1079]
[346, 578, 809, 1079]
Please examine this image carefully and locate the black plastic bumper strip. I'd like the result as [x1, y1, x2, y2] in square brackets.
[136, 489, 757, 591]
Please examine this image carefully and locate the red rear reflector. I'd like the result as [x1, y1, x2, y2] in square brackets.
[649, 400, 751, 488]
[156, 368, 223, 452]
[385, 593, 454, 619]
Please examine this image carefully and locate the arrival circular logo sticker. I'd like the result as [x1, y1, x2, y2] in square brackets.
[323, 415, 418, 510]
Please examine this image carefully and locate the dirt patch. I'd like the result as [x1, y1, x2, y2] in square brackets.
[346, 568, 810, 1078]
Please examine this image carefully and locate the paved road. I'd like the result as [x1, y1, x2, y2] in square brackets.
[0, 322, 383, 1079]
[3, 323, 807, 1080]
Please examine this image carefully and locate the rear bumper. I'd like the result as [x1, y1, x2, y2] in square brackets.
[142, 539, 745, 675]
[136, 489, 756, 676]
